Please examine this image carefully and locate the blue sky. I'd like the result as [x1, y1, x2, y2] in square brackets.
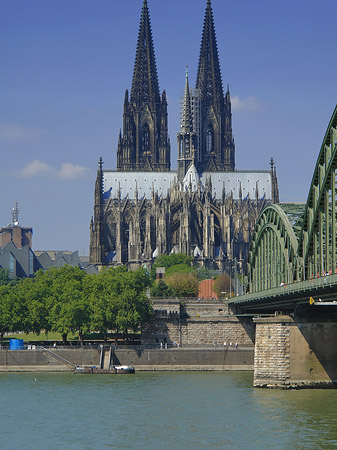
[1, 0, 337, 253]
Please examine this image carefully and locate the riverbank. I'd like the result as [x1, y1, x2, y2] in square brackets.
[0, 347, 254, 372]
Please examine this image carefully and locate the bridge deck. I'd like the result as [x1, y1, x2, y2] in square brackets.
[229, 274, 337, 312]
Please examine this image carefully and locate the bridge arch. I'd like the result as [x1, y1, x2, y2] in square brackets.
[298, 105, 337, 279]
[247, 204, 301, 293]
[246, 105, 337, 293]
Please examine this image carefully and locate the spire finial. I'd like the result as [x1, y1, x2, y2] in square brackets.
[186, 65, 189, 78]
[99, 157, 103, 172]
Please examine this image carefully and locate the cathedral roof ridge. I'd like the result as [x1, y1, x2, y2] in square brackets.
[103, 169, 176, 174]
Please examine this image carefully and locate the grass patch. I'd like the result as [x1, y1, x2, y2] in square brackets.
[4, 332, 79, 342]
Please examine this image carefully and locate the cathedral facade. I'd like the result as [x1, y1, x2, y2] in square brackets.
[90, 0, 279, 270]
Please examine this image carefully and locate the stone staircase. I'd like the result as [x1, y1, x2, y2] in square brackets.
[101, 349, 111, 370]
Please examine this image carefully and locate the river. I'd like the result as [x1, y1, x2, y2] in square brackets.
[0, 371, 336, 449]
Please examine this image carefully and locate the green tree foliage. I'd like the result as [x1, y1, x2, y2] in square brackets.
[0, 284, 15, 346]
[151, 253, 195, 281]
[166, 273, 199, 298]
[88, 266, 152, 336]
[42, 266, 90, 343]
[0, 268, 10, 286]
[213, 273, 231, 297]
[153, 253, 194, 270]
[150, 279, 175, 298]
[194, 266, 218, 281]
[0, 265, 153, 342]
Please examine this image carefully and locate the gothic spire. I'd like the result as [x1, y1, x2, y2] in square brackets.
[95, 157, 103, 204]
[196, 0, 224, 104]
[181, 66, 193, 133]
[130, 0, 160, 103]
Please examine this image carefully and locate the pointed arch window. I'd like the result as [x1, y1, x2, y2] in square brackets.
[206, 124, 213, 153]
[184, 137, 190, 157]
[179, 139, 184, 158]
[141, 124, 150, 155]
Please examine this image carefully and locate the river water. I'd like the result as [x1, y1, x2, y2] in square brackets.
[1, 371, 336, 449]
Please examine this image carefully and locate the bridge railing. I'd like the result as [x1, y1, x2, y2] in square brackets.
[229, 273, 337, 305]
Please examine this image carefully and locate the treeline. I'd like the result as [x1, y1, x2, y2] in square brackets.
[150, 254, 230, 298]
[0, 266, 152, 345]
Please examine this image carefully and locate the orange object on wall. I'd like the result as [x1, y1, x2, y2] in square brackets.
[198, 279, 218, 300]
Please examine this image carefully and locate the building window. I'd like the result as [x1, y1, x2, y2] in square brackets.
[141, 124, 150, 155]
[9, 254, 14, 273]
[206, 125, 213, 153]
[180, 140, 184, 158]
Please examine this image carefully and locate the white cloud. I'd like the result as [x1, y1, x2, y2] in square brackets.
[21, 160, 53, 177]
[0, 122, 41, 141]
[59, 163, 89, 179]
[19, 160, 89, 180]
[231, 96, 263, 112]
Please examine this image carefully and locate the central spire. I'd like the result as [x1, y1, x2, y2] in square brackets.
[130, 0, 160, 103]
[196, 0, 224, 104]
[181, 66, 193, 133]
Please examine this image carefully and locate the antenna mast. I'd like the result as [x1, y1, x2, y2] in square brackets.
[12, 202, 19, 226]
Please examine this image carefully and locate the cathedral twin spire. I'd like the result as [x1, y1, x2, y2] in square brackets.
[197, 0, 224, 105]
[130, 0, 160, 104]
[117, 0, 234, 174]
[117, 0, 170, 172]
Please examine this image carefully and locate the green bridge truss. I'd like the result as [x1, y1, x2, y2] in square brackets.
[246, 105, 337, 294]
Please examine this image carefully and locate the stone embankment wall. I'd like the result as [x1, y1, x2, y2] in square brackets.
[0, 348, 100, 372]
[0, 347, 254, 372]
[254, 316, 337, 388]
[113, 348, 254, 371]
[143, 299, 255, 347]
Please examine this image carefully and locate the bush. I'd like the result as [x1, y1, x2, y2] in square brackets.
[150, 279, 175, 298]
[166, 273, 199, 298]
[213, 273, 231, 297]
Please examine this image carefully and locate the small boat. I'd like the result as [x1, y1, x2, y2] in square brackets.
[74, 365, 135, 374]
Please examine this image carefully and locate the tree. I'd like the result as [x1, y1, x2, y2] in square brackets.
[0, 284, 15, 346]
[0, 268, 9, 287]
[87, 266, 152, 338]
[118, 268, 153, 334]
[166, 273, 199, 297]
[213, 273, 231, 298]
[150, 279, 175, 298]
[44, 266, 90, 344]
[195, 266, 218, 281]
[151, 253, 194, 280]
[153, 253, 194, 270]
[114, 288, 153, 335]
[86, 267, 120, 339]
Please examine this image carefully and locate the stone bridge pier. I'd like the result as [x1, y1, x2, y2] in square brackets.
[253, 315, 337, 388]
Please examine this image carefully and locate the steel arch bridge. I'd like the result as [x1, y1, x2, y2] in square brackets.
[246, 105, 337, 295]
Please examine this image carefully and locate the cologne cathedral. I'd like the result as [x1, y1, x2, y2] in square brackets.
[90, 0, 279, 269]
